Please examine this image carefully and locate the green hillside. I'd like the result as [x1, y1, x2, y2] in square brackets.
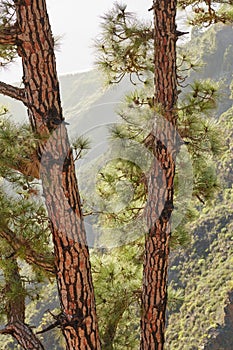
[0, 69, 131, 142]
[166, 25, 233, 350]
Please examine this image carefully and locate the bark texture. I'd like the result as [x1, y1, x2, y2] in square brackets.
[0, 25, 18, 45]
[140, 1, 178, 349]
[0, 322, 45, 350]
[0, 81, 27, 104]
[0, 1, 101, 349]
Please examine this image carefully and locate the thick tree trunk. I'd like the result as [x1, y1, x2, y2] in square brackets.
[153, 0, 178, 123]
[7, 1, 101, 349]
[0, 257, 45, 350]
[140, 1, 178, 349]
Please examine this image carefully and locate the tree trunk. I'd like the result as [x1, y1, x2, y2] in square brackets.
[4, 1, 101, 348]
[140, 1, 178, 349]
[0, 257, 45, 350]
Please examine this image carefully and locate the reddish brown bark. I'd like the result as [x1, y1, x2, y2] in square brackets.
[0, 25, 18, 45]
[0, 321, 44, 350]
[140, 1, 178, 349]
[0, 0, 101, 349]
[0, 81, 27, 104]
[0, 321, 45, 350]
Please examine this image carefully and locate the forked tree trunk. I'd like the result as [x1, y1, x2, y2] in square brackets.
[140, 1, 178, 349]
[0, 1, 101, 349]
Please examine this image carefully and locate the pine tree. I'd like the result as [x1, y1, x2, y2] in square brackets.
[0, 1, 101, 349]
[0, 1, 232, 349]
[142, 2, 233, 346]
[94, 1, 232, 349]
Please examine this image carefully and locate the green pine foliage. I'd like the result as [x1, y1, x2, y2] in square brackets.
[91, 244, 142, 349]
[0, 0, 17, 67]
[90, 4, 233, 349]
[178, 0, 233, 26]
[0, 2, 233, 349]
[0, 113, 55, 348]
[94, 2, 153, 85]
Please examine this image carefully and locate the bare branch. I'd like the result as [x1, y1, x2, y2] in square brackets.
[196, 194, 205, 205]
[0, 322, 45, 349]
[0, 81, 27, 105]
[37, 311, 85, 335]
[0, 81, 25, 102]
[0, 25, 18, 45]
[36, 320, 59, 334]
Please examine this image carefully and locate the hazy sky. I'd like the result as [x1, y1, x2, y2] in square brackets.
[0, 0, 152, 83]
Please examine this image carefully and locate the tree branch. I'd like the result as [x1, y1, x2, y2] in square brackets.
[0, 256, 45, 349]
[0, 321, 45, 350]
[0, 26, 18, 45]
[36, 320, 59, 334]
[0, 228, 55, 274]
[0, 81, 27, 105]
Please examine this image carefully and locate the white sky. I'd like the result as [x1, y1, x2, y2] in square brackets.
[0, 0, 153, 83]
